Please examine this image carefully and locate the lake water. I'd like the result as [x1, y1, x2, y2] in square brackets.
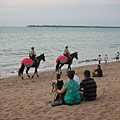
[0, 27, 120, 78]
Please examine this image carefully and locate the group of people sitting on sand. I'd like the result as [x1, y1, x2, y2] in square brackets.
[50, 64, 103, 106]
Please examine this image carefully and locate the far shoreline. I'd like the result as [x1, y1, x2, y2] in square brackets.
[27, 25, 120, 28]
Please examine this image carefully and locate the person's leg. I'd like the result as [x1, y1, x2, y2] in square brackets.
[80, 93, 87, 101]
[61, 92, 66, 104]
[92, 72, 99, 77]
[51, 94, 64, 106]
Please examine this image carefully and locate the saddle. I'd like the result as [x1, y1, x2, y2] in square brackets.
[56, 55, 72, 64]
[30, 57, 38, 65]
[66, 55, 72, 63]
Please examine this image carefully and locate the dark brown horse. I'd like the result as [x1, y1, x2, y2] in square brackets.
[18, 54, 45, 79]
[56, 52, 78, 73]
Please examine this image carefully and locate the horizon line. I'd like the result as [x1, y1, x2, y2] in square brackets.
[0, 25, 120, 28]
[27, 25, 120, 28]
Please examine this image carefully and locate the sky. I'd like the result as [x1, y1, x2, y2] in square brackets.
[0, 0, 120, 27]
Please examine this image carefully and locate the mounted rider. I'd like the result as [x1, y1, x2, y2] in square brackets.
[29, 46, 38, 64]
[63, 46, 71, 61]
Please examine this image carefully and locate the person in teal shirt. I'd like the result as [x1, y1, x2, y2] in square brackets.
[57, 71, 81, 105]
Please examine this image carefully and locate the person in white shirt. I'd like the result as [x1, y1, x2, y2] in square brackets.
[97, 55, 102, 64]
[72, 70, 80, 85]
[104, 54, 108, 64]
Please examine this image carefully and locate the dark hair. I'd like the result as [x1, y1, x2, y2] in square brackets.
[71, 70, 75, 74]
[98, 65, 101, 69]
[56, 73, 60, 79]
[84, 70, 90, 77]
[67, 71, 74, 79]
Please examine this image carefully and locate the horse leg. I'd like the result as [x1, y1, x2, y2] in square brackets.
[36, 68, 39, 77]
[59, 64, 64, 74]
[26, 67, 30, 78]
[31, 73, 35, 78]
[55, 62, 59, 72]
[34, 67, 39, 77]
[67, 64, 71, 72]
[18, 64, 25, 80]
[31, 67, 39, 78]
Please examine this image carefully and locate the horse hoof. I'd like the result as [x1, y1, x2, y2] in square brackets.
[22, 77, 24, 80]
[37, 75, 39, 77]
[28, 75, 30, 78]
[31, 76, 34, 78]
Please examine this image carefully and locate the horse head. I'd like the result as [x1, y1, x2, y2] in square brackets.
[70, 52, 78, 60]
[75, 52, 78, 59]
[37, 53, 46, 62]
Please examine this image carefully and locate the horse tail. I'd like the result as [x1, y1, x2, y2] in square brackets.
[56, 60, 60, 71]
[18, 64, 25, 77]
[18, 68, 21, 77]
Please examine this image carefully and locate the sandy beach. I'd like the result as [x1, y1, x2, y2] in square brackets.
[0, 61, 120, 120]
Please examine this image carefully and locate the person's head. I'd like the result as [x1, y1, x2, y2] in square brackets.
[99, 55, 101, 57]
[31, 46, 34, 50]
[67, 70, 74, 79]
[65, 46, 68, 49]
[56, 73, 60, 79]
[84, 70, 90, 78]
[71, 70, 75, 75]
[98, 64, 101, 69]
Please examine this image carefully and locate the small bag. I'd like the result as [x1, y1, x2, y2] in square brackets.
[51, 95, 62, 106]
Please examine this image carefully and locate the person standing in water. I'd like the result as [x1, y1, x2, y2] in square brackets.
[104, 54, 108, 64]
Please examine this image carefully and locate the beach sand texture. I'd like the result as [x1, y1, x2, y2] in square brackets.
[0, 62, 120, 120]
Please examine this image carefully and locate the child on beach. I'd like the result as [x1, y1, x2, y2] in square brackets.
[50, 73, 65, 106]
[116, 52, 119, 61]
[97, 55, 102, 64]
[104, 54, 108, 64]
[51, 73, 63, 93]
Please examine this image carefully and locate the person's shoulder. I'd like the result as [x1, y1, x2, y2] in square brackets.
[74, 74, 78, 77]
[90, 78, 96, 83]
[63, 81, 69, 87]
[80, 79, 85, 83]
[83, 77, 94, 81]
[52, 79, 57, 83]
[57, 79, 63, 83]
[57, 79, 63, 81]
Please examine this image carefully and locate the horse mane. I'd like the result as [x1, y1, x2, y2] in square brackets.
[70, 52, 78, 55]
[36, 53, 44, 59]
